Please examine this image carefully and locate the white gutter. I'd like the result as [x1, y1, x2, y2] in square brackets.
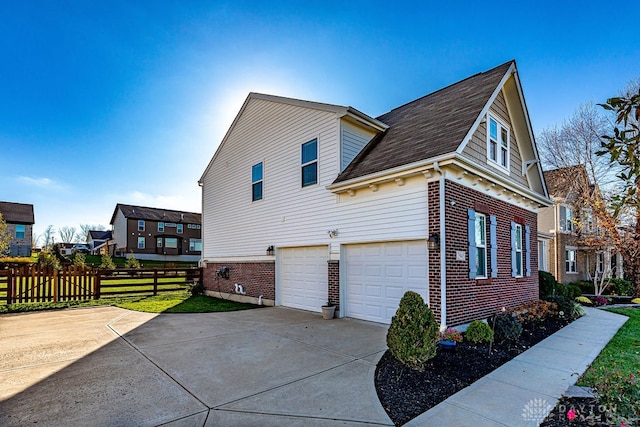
[434, 161, 447, 328]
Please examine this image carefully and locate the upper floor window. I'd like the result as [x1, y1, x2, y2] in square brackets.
[487, 115, 509, 170]
[560, 205, 573, 232]
[138, 220, 145, 232]
[177, 224, 183, 234]
[252, 162, 263, 201]
[158, 222, 164, 232]
[15, 224, 25, 239]
[301, 139, 318, 187]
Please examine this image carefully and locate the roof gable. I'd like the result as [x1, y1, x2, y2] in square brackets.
[334, 61, 514, 183]
[0, 201, 35, 224]
[110, 204, 201, 225]
[199, 92, 386, 184]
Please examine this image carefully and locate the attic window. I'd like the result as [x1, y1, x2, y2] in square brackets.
[487, 115, 510, 171]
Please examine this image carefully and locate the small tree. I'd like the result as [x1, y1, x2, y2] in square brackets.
[0, 213, 11, 256]
[124, 251, 141, 269]
[100, 252, 116, 270]
[386, 291, 439, 372]
[73, 253, 86, 267]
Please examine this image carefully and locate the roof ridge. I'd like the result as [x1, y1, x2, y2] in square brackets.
[376, 60, 515, 120]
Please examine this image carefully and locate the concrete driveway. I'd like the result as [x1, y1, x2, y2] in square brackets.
[0, 306, 393, 426]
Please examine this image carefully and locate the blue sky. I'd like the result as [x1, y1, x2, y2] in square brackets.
[1, 1, 638, 243]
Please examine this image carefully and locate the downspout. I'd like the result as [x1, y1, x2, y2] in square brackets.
[433, 162, 447, 328]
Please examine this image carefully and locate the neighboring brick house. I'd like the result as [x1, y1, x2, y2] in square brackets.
[109, 204, 202, 262]
[538, 166, 623, 284]
[0, 201, 35, 257]
[199, 61, 552, 327]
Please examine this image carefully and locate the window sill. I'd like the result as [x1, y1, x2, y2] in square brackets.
[486, 159, 510, 174]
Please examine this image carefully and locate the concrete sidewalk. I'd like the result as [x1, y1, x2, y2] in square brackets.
[406, 307, 629, 427]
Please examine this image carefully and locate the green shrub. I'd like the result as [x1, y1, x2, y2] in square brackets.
[386, 291, 439, 372]
[465, 320, 493, 344]
[100, 253, 116, 269]
[37, 251, 61, 270]
[564, 284, 583, 299]
[72, 253, 86, 267]
[569, 281, 595, 295]
[607, 278, 633, 296]
[124, 251, 141, 269]
[189, 282, 205, 296]
[493, 313, 523, 341]
[539, 271, 557, 298]
[546, 295, 585, 320]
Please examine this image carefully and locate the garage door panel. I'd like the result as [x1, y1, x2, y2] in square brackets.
[346, 241, 428, 324]
[280, 246, 327, 313]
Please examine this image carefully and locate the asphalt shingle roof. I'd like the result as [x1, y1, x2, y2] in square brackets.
[111, 204, 201, 225]
[334, 61, 513, 183]
[0, 201, 35, 224]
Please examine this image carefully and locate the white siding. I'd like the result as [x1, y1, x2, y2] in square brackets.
[340, 121, 376, 171]
[111, 211, 128, 250]
[201, 98, 428, 259]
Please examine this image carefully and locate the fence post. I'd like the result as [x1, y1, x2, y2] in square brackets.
[153, 270, 158, 296]
[53, 268, 59, 302]
[94, 270, 101, 300]
[7, 269, 13, 304]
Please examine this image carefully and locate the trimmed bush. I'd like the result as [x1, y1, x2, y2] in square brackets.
[569, 281, 595, 295]
[493, 313, 523, 341]
[465, 320, 494, 344]
[539, 271, 557, 298]
[608, 278, 633, 296]
[386, 291, 439, 372]
[564, 284, 583, 299]
[575, 295, 592, 305]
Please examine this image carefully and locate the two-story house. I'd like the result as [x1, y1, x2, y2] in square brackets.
[538, 165, 623, 284]
[199, 61, 552, 327]
[0, 201, 35, 257]
[109, 204, 202, 262]
[86, 230, 113, 255]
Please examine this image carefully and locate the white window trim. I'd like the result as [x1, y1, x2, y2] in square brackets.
[515, 223, 523, 277]
[565, 247, 577, 274]
[177, 224, 183, 234]
[137, 237, 145, 249]
[252, 162, 264, 202]
[486, 114, 510, 173]
[301, 138, 318, 188]
[560, 205, 573, 233]
[158, 222, 164, 232]
[476, 213, 488, 279]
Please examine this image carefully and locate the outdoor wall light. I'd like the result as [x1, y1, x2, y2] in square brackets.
[427, 233, 440, 251]
[327, 229, 339, 238]
[266, 245, 274, 256]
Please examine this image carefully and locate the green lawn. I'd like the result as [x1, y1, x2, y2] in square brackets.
[578, 308, 640, 423]
[0, 291, 260, 314]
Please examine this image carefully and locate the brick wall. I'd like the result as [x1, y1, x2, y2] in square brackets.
[428, 181, 442, 322]
[440, 180, 539, 326]
[328, 260, 340, 309]
[203, 261, 275, 300]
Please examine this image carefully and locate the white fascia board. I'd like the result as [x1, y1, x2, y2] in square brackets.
[452, 155, 553, 207]
[326, 153, 457, 192]
[342, 108, 389, 132]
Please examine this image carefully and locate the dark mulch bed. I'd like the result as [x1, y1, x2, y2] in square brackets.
[375, 317, 571, 426]
[540, 397, 614, 426]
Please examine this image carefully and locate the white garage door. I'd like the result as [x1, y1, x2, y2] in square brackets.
[280, 246, 328, 313]
[346, 241, 428, 324]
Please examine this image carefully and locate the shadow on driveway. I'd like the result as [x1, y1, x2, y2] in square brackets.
[0, 306, 392, 426]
